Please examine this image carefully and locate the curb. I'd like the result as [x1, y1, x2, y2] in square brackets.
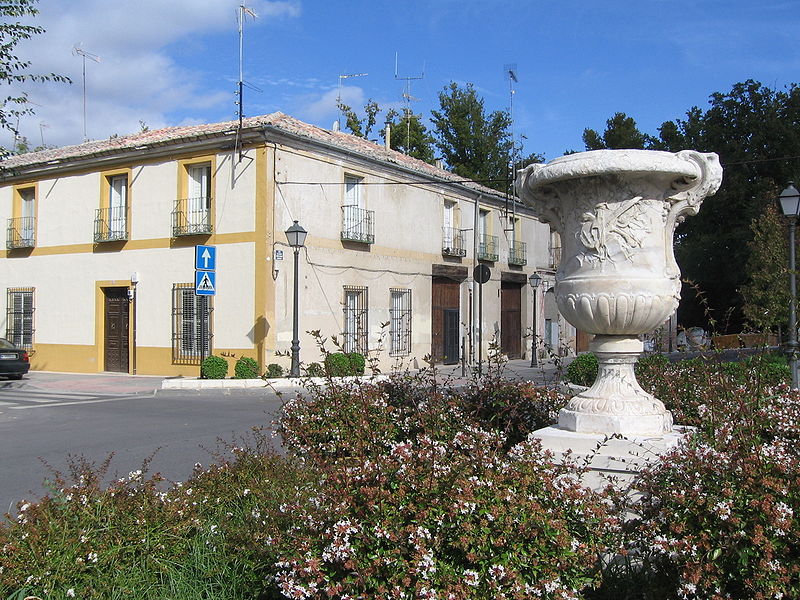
[161, 374, 390, 390]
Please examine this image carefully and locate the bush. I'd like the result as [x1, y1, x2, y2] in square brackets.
[566, 352, 598, 386]
[303, 362, 324, 378]
[233, 356, 259, 379]
[264, 363, 284, 379]
[346, 352, 365, 375]
[200, 355, 227, 379]
[324, 352, 361, 376]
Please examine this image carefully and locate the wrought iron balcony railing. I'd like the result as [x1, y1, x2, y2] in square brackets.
[441, 226, 466, 257]
[341, 205, 375, 244]
[172, 197, 213, 237]
[508, 240, 527, 266]
[477, 234, 498, 262]
[7, 216, 35, 249]
[94, 206, 128, 242]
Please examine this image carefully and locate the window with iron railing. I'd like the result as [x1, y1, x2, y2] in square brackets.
[7, 216, 36, 249]
[172, 197, 212, 236]
[508, 240, 527, 266]
[441, 226, 466, 257]
[477, 234, 499, 262]
[343, 286, 368, 354]
[549, 231, 562, 268]
[95, 174, 129, 242]
[172, 283, 213, 364]
[6, 287, 34, 349]
[341, 205, 375, 244]
[390, 288, 412, 356]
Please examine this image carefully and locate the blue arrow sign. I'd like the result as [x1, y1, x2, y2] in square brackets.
[195, 270, 216, 296]
[195, 245, 216, 271]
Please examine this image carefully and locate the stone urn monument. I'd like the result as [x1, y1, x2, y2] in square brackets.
[517, 149, 722, 437]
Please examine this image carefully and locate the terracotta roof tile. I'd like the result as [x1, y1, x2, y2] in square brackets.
[1, 112, 503, 197]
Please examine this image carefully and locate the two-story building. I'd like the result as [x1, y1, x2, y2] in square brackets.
[0, 112, 573, 376]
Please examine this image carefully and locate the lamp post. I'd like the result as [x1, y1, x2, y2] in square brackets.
[779, 183, 800, 390]
[529, 272, 542, 367]
[286, 220, 307, 377]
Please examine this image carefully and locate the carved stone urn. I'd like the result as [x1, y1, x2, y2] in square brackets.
[517, 150, 722, 436]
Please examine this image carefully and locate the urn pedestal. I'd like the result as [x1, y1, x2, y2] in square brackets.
[517, 149, 722, 437]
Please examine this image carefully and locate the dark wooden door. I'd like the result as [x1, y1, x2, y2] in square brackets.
[500, 281, 522, 358]
[104, 287, 129, 372]
[432, 277, 460, 363]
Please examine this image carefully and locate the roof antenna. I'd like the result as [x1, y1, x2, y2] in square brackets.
[72, 44, 101, 142]
[394, 52, 425, 154]
[504, 63, 519, 219]
[336, 72, 368, 131]
[235, 5, 258, 161]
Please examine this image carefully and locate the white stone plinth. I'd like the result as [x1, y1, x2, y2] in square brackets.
[531, 425, 690, 490]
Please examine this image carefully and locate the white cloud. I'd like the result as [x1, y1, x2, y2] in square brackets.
[7, 0, 300, 149]
[299, 86, 364, 123]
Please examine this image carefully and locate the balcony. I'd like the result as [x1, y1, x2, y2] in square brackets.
[508, 240, 527, 266]
[172, 197, 213, 237]
[94, 207, 128, 242]
[550, 244, 562, 269]
[477, 234, 498, 262]
[341, 205, 374, 244]
[441, 227, 466, 257]
[7, 216, 35, 249]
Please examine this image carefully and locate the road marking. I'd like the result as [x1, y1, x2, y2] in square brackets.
[9, 395, 144, 409]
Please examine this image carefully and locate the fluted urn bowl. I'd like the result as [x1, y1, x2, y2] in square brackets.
[517, 149, 722, 436]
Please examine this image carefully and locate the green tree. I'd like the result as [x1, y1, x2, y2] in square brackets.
[582, 112, 654, 150]
[430, 82, 512, 191]
[381, 108, 435, 163]
[741, 201, 790, 333]
[1, 0, 70, 144]
[337, 98, 379, 139]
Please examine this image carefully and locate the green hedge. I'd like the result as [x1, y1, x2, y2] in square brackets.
[234, 356, 259, 379]
[200, 355, 228, 379]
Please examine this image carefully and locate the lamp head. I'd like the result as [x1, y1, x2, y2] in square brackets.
[285, 220, 307, 248]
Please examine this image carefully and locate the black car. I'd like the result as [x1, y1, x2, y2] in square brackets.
[0, 338, 30, 379]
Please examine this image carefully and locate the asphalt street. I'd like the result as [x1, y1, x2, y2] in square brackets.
[0, 380, 285, 515]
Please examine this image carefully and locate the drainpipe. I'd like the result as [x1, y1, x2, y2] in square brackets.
[471, 194, 482, 366]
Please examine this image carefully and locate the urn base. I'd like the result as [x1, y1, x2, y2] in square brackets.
[559, 335, 673, 436]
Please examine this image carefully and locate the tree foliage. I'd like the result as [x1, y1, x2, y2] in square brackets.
[336, 98, 380, 139]
[582, 112, 654, 150]
[382, 107, 435, 163]
[431, 82, 512, 191]
[0, 0, 70, 146]
[741, 202, 790, 333]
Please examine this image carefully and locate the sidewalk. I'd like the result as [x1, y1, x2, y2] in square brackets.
[18, 358, 570, 395]
[20, 371, 166, 395]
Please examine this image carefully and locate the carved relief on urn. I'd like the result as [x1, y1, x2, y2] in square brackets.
[517, 150, 722, 436]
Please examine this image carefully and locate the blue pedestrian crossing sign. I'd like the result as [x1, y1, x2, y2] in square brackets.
[195, 270, 216, 296]
[195, 245, 216, 271]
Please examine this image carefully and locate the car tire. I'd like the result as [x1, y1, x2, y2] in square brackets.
[8, 374, 22, 380]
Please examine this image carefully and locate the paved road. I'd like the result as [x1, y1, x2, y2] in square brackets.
[0, 381, 285, 515]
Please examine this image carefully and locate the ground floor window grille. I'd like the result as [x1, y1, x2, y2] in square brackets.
[172, 283, 213, 364]
[390, 288, 412, 356]
[6, 287, 34, 349]
[343, 286, 368, 354]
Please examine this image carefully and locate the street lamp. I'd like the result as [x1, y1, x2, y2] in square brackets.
[529, 272, 542, 367]
[779, 183, 800, 390]
[286, 220, 307, 377]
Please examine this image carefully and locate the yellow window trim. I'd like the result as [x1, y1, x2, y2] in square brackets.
[12, 182, 37, 219]
[99, 167, 132, 210]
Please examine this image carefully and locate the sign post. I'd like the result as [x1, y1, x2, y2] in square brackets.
[195, 245, 216, 365]
[473, 264, 491, 376]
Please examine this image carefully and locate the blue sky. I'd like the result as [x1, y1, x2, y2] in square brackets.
[9, 0, 800, 161]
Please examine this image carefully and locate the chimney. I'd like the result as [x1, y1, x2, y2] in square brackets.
[435, 158, 444, 170]
[385, 122, 391, 149]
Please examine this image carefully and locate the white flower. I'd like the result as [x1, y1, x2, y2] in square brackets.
[66, 589, 76, 597]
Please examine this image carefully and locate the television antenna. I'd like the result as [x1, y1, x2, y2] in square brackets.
[504, 63, 519, 219]
[72, 45, 101, 142]
[235, 5, 260, 161]
[336, 72, 368, 130]
[394, 53, 425, 154]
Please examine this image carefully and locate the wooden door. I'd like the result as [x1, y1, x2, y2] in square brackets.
[104, 287, 129, 372]
[432, 277, 460, 363]
[500, 281, 522, 358]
